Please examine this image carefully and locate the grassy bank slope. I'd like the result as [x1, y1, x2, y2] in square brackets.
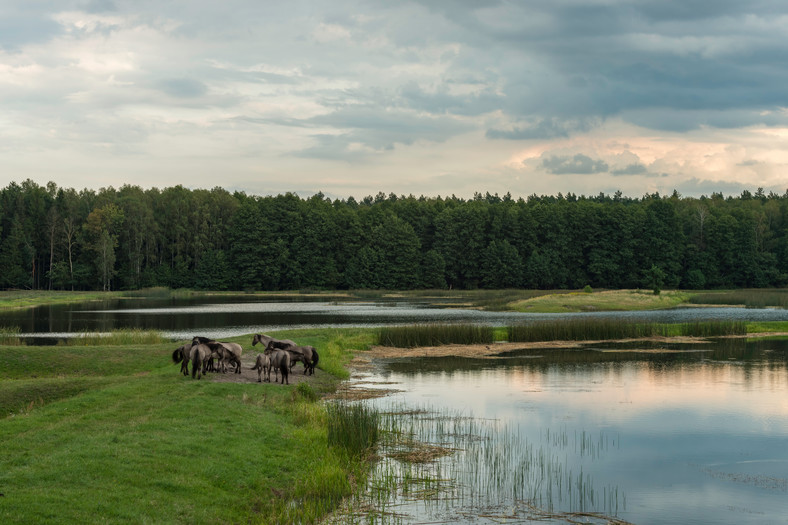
[0, 328, 376, 525]
[508, 289, 692, 313]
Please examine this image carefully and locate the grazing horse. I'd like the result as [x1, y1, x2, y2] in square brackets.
[286, 345, 319, 375]
[250, 353, 271, 383]
[264, 342, 290, 385]
[252, 333, 296, 351]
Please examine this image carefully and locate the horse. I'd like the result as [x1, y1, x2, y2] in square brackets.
[191, 336, 243, 374]
[172, 342, 194, 376]
[250, 353, 271, 383]
[189, 343, 211, 380]
[285, 345, 319, 375]
[252, 333, 296, 351]
[264, 342, 290, 385]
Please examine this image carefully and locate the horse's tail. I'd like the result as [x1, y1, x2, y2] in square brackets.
[172, 348, 183, 364]
[251, 355, 261, 371]
[191, 350, 201, 379]
[312, 349, 319, 368]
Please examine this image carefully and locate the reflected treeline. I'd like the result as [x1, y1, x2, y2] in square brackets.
[384, 337, 788, 377]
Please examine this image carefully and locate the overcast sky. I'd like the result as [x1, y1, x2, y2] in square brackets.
[3, 0, 788, 200]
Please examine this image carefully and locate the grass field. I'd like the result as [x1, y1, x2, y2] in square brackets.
[508, 289, 692, 313]
[0, 328, 377, 525]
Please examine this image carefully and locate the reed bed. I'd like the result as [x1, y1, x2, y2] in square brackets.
[0, 325, 22, 345]
[377, 323, 494, 347]
[327, 403, 629, 524]
[690, 289, 788, 309]
[507, 319, 746, 342]
[326, 401, 381, 457]
[63, 328, 169, 346]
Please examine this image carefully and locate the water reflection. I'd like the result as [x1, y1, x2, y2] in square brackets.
[357, 337, 788, 524]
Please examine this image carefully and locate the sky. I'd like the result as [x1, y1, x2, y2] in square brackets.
[3, 0, 788, 201]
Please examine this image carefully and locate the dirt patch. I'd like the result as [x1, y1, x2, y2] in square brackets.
[209, 351, 322, 386]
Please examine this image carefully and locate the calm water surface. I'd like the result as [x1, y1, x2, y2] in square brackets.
[6, 295, 788, 341]
[355, 338, 788, 524]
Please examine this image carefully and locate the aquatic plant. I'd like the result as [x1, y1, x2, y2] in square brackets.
[507, 319, 745, 342]
[690, 289, 788, 309]
[0, 325, 22, 345]
[63, 329, 168, 346]
[326, 401, 381, 457]
[378, 323, 494, 347]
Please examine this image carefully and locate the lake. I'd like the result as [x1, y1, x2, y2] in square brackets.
[353, 337, 788, 524]
[6, 294, 788, 342]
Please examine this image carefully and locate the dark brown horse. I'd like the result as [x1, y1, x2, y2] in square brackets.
[285, 345, 319, 375]
[252, 333, 296, 351]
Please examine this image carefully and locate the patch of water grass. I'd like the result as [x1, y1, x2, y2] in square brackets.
[378, 323, 494, 347]
[0, 325, 21, 345]
[327, 404, 629, 524]
[326, 402, 381, 457]
[63, 328, 169, 346]
[690, 289, 788, 308]
[507, 319, 746, 342]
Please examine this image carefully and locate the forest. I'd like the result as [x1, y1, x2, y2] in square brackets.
[1, 179, 786, 292]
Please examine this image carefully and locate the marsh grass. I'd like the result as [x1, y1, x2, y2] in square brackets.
[63, 328, 169, 346]
[690, 289, 788, 308]
[378, 323, 494, 347]
[508, 319, 746, 342]
[0, 325, 21, 345]
[326, 402, 381, 457]
[330, 404, 628, 524]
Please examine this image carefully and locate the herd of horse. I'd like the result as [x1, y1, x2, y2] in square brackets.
[171, 333, 319, 385]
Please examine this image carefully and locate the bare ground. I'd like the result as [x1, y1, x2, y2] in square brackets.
[208, 351, 324, 386]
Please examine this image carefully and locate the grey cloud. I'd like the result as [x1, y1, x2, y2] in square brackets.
[487, 118, 596, 140]
[302, 104, 473, 153]
[611, 164, 649, 176]
[156, 78, 208, 98]
[541, 154, 609, 175]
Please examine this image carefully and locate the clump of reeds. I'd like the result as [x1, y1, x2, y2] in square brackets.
[690, 290, 788, 309]
[0, 325, 22, 345]
[326, 402, 381, 457]
[507, 319, 745, 342]
[378, 323, 494, 347]
[64, 328, 168, 346]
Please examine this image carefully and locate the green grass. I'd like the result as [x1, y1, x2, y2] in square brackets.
[378, 324, 494, 347]
[0, 328, 378, 525]
[746, 321, 788, 334]
[509, 289, 692, 313]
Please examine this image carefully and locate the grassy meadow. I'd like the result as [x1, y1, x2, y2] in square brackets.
[0, 328, 377, 525]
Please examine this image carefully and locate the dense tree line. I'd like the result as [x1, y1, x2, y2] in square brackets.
[1, 180, 787, 291]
